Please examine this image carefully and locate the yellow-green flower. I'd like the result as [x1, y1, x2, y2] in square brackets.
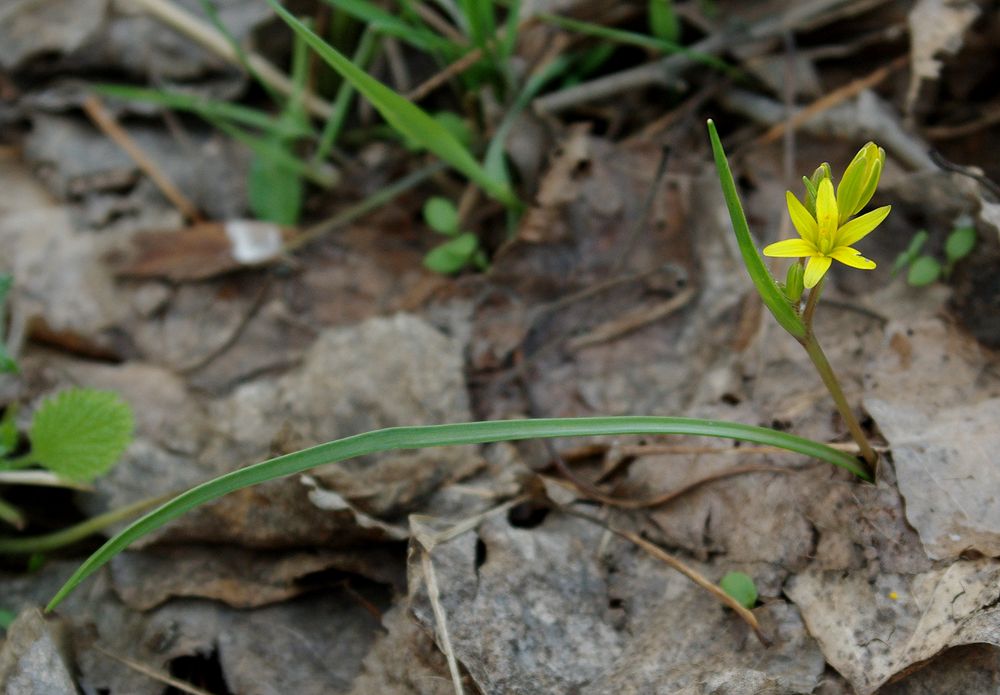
[764, 143, 891, 289]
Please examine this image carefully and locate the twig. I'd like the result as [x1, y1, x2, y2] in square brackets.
[752, 54, 909, 148]
[533, 0, 860, 113]
[418, 549, 465, 695]
[565, 287, 695, 351]
[82, 95, 203, 222]
[93, 645, 217, 695]
[560, 506, 771, 645]
[283, 161, 447, 253]
[924, 107, 1000, 141]
[126, 0, 333, 119]
[546, 463, 790, 510]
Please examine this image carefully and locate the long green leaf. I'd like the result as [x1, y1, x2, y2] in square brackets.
[539, 13, 732, 73]
[48, 415, 868, 610]
[268, 0, 518, 207]
[92, 85, 313, 139]
[707, 120, 806, 339]
[321, 0, 455, 54]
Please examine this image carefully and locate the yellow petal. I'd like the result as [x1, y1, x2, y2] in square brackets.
[829, 246, 877, 269]
[815, 178, 838, 252]
[786, 191, 818, 245]
[835, 205, 891, 247]
[803, 255, 832, 288]
[853, 157, 883, 214]
[763, 238, 819, 257]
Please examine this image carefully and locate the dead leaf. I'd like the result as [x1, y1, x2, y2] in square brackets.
[786, 559, 1000, 695]
[866, 319, 1000, 559]
[905, 0, 982, 117]
[114, 221, 293, 282]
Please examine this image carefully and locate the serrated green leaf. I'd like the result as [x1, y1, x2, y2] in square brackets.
[28, 389, 134, 482]
[720, 571, 757, 609]
[907, 255, 941, 287]
[424, 233, 479, 274]
[945, 225, 976, 263]
[424, 197, 460, 235]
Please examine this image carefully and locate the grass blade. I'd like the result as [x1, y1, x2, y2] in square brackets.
[321, 0, 455, 53]
[93, 84, 313, 139]
[266, 0, 518, 208]
[707, 120, 806, 339]
[48, 415, 868, 610]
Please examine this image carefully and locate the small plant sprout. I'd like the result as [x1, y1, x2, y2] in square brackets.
[893, 215, 978, 287]
[708, 121, 882, 475]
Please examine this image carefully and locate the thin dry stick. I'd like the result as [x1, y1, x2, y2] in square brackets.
[407, 47, 486, 101]
[93, 645, 216, 695]
[127, 0, 332, 119]
[562, 507, 770, 645]
[82, 95, 203, 222]
[565, 287, 695, 351]
[547, 463, 790, 510]
[753, 54, 908, 148]
[419, 550, 466, 695]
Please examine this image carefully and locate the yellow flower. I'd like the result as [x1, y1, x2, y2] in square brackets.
[763, 143, 891, 289]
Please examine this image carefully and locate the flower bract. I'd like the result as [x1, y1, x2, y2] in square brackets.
[763, 143, 890, 289]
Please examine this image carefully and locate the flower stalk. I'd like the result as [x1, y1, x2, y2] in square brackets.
[708, 120, 882, 477]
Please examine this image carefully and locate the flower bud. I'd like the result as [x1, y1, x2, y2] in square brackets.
[837, 142, 885, 222]
[783, 262, 805, 303]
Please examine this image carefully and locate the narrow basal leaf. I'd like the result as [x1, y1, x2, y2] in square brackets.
[28, 389, 134, 483]
[48, 415, 869, 610]
[267, 0, 519, 207]
[707, 120, 806, 339]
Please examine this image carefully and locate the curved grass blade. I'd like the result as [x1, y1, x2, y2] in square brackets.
[48, 416, 868, 610]
[266, 0, 519, 208]
[707, 120, 806, 339]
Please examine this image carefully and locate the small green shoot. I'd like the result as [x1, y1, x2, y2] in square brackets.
[23, 389, 134, 483]
[893, 216, 978, 287]
[891, 230, 928, 276]
[421, 197, 488, 274]
[720, 571, 758, 609]
[0, 406, 18, 458]
[0, 274, 16, 374]
[424, 196, 461, 233]
[0, 609, 15, 630]
[907, 256, 942, 287]
[648, 0, 680, 43]
[267, 0, 519, 208]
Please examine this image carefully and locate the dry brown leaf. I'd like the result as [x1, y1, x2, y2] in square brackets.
[787, 559, 1000, 695]
[866, 319, 1000, 560]
[905, 0, 981, 116]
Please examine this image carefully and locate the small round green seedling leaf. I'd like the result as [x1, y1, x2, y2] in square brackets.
[891, 230, 928, 276]
[907, 255, 942, 287]
[423, 197, 460, 235]
[423, 233, 479, 274]
[944, 225, 976, 264]
[28, 389, 134, 482]
[720, 571, 757, 609]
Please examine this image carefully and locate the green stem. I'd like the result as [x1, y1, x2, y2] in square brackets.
[0, 493, 174, 555]
[800, 337, 877, 473]
[798, 277, 877, 474]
